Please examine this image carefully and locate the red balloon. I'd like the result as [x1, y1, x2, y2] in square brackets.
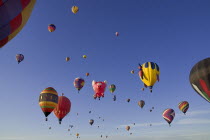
[92, 80, 107, 100]
[53, 94, 71, 124]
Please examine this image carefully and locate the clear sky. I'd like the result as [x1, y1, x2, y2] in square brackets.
[0, 0, 210, 140]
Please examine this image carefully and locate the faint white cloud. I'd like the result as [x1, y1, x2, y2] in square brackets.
[177, 118, 210, 125]
[176, 110, 210, 118]
[0, 137, 25, 140]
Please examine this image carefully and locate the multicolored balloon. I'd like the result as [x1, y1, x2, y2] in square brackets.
[72, 6, 79, 14]
[131, 70, 134, 74]
[115, 32, 119, 36]
[109, 84, 116, 93]
[74, 77, 85, 93]
[138, 100, 145, 108]
[39, 87, 58, 121]
[86, 73, 89, 76]
[162, 109, 175, 126]
[89, 119, 94, 125]
[53, 94, 71, 124]
[48, 24, 56, 32]
[126, 126, 130, 131]
[178, 101, 189, 114]
[138, 62, 160, 92]
[16, 54, 24, 64]
[0, 0, 36, 48]
[189, 58, 210, 103]
[127, 99, 130, 102]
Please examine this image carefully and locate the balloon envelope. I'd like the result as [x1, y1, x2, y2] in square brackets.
[109, 84, 116, 93]
[138, 100, 145, 108]
[0, 0, 36, 48]
[48, 24, 56, 32]
[178, 101, 189, 114]
[39, 87, 58, 120]
[72, 6, 79, 14]
[16, 54, 24, 64]
[189, 58, 210, 103]
[162, 109, 175, 125]
[74, 77, 85, 93]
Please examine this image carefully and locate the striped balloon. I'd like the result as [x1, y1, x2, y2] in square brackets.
[178, 101, 189, 114]
[0, 0, 36, 48]
[39, 87, 58, 121]
[74, 77, 85, 93]
[109, 84, 116, 93]
[48, 24, 56, 32]
[16, 54, 24, 64]
[162, 108, 175, 126]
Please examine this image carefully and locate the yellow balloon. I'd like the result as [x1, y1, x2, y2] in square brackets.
[72, 6, 79, 14]
[66, 57, 70, 62]
[83, 55, 87, 59]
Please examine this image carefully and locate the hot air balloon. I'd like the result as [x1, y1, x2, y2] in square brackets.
[0, 0, 36, 48]
[109, 84, 116, 93]
[98, 126, 100, 128]
[66, 57, 70, 62]
[74, 77, 85, 93]
[86, 73, 89, 76]
[101, 135, 102, 138]
[83, 55, 87, 59]
[126, 126, 130, 131]
[72, 6, 79, 14]
[89, 119, 94, 125]
[68, 129, 70, 131]
[150, 109, 152, 112]
[162, 109, 175, 126]
[115, 32, 119, 36]
[131, 70, 134, 74]
[92, 80, 107, 100]
[16, 54, 24, 64]
[39, 87, 58, 121]
[178, 101, 189, 115]
[48, 24, 56, 32]
[130, 133, 132, 135]
[53, 94, 71, 124]
[76, 133, 79, 138]
[189, 58, 210, 103]
[89, 111, 91, 114]
[138, 62, 160, 92]
[49, 127, 51, 130]
[138, 100, 145, 108]
[127, 99, 130, 102]
[69, 125, 73, 128]
[152, 107, 154, 109]
[113, 95, 116, 101]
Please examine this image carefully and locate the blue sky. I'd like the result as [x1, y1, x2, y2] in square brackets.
[0, 0, 210, 140]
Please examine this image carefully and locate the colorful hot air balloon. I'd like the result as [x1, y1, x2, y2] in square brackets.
[48, 24, 56, 32]
[86, 73, 89, 76]
[39, 87, 58, 121]
[189, 58, 210, 103]
[138, 62, 160, 92]
[109, 84, 116, 93]
[127, 99, 130, 102]
[66, 57, 70, 62]
[126, 126, 130, 131]
[76, 133, 79, 138]
[0, 0, 36, 48]
[83, 55, 87, 59]
[138, 100, 145, 108]
[53, 94, 71, 124]
[92, 80, 107, 100]
[115, 32, 119, 36]
[89, 119, 94, 125]
[16, 54, 24, 64]
[131, 70, 134, 74]
[162, 109, 175, 126]
[74, 77, 85, 93]
[72, 6, 79, 14]
[178, 101, 189, 115]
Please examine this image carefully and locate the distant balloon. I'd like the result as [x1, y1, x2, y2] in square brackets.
[74, 77, 85, 93]
[0, 0, 36, 48]
[113, 95, 116, 101]
[89, 111, 91, 114]
[138, 100, 145, 108]
[189, 58, 210, 103]
[126, 126, 130, 131]
[76, 133, 79, 138]
[72, 6, 79, 14]
[86, 73, 89, 77]
[109, 84, 116, 93]
[131, 70, 134, 74]
[39, 87, 58, 121]
[66, 57, 70, 62]
[178, 101, 189, 115]
[92, 80, 107, 100]
[127, 99, 130, 102]
[162, 109, 175, 126]
[152, 107, 154, 109]
[115, 32, 119, 36]
[89, 119, 94, 125]
[48, 24, 56, 32]
[150, 109, 152, 112]
[83, 55, 87, 59]
[138, 62, 160, 92]
[16, 54, 24, 64]
[49, 127, 51, 129]
[53, 94, 71, 124]
[68, 129, 70, 131]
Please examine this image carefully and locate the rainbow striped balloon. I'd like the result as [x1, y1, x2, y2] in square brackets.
[0, 0, 36, 48]
[178, 101, 189, 114]
[74, 77, 85, 93]
[39, 87, 58, 121]
[162, 108, 175, 126]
